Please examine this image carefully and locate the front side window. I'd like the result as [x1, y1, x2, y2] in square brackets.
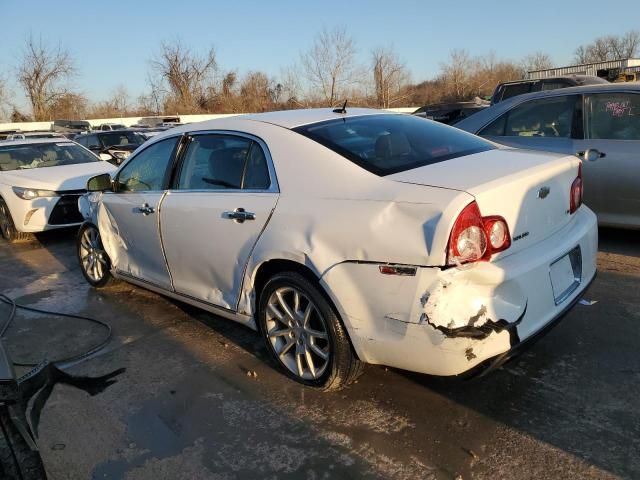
[0, 142, 99, 171]
[501, 83, 533, 101]
[176, 134, 270, 190]
[116, 137, 179, 192]
[294, 114, 494, 176]
[481, 95, 578, 138]
[585, 93, 640, 140]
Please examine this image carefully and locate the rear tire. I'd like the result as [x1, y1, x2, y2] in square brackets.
[77, 223, 113, 288]
[258, 271, 363, 391]
[0, 198, 33, 243]
[0, 406, 47, 480]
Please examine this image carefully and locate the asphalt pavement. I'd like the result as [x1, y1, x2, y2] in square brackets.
[0, 227, 638, 480]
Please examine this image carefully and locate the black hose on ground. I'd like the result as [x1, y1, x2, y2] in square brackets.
[0, 293, 113, 368]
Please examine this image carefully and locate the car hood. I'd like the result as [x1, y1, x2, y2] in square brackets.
[0, 161, 116, 191]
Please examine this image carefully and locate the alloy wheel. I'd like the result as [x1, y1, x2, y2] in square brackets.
[265, 286, 331, 380]
[79, 226, 108, 282]
[0, 200, 13, 239]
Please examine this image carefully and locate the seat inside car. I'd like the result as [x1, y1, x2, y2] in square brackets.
[375, 132, 411, 166]
[0, 152, 19, 171]
[207, 147, 247, 189]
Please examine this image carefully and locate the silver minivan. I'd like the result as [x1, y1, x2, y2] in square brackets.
[456, 83, 640, 229]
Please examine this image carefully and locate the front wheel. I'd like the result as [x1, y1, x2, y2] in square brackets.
[77, 223, 113, 288]
[0, 198, 32, 243]
[258, 272, 363, 390]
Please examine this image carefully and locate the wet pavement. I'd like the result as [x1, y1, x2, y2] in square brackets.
[0, 227, 639, 479]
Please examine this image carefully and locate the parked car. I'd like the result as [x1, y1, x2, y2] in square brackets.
[97, 123, 127, 131]
[0, 138, 115, 242]
[131, 126, 171, 140]
[456, 83, 640, 229]
[74, 130, 146, 165]
[137, 116, 181, 128]
[491, 75, 608, 105]
[3, 132, 66, 141]
[51, 119, 92, 137]
[413, 99, 489, 125]
[77, 108, 597, 389]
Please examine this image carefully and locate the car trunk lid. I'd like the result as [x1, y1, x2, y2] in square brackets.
[388, 148, 580, 258]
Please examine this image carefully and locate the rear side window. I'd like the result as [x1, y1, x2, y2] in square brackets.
[117, 137, 179, 192]
[293, 114, 494, 176]
[176, 134, 271, 190]
[585, 93, 640, 140]
[480, 95, 578, 138]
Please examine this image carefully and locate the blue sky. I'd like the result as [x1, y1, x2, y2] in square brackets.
[1, 0, 639, 108]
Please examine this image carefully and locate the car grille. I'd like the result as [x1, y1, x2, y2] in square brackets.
[48, 192, 85, 225]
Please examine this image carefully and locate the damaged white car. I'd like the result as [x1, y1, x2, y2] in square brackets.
[77, 108, 597, 389]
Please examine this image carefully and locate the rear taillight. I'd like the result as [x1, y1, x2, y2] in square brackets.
[569, 163, 583, 214]
[447, 202, 510, 266]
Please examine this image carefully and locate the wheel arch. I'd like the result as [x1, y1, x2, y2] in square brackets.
[249, 258, 361, 360]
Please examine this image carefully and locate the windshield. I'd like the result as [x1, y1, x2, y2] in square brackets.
[100, 131, 145, 148]
[0, 142, 99, 171]
[293, 114, 495, 176]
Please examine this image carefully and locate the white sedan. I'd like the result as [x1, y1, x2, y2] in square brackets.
[0, 138, 116, 242]
[77, 108, 597, 389]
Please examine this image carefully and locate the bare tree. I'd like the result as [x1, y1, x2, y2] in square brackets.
[300, 26, 361, 106]
[574, 30, 640, 63]
[0, 78, 9, 122]
[150, 40, 217, 113]
[48, 92, 88, 120]
[240, 71, 275, 112]
[17, 35, 75, 120]
[522, 51, 554, 73]
[440, 49, 472, 101]
[371, 46, 409, 108]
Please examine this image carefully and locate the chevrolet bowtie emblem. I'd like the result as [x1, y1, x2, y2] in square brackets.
[538, 186, 550, 199]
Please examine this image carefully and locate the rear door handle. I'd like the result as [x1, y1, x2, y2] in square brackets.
[223, 207, 256, 223]
[136, 203, 155, 215]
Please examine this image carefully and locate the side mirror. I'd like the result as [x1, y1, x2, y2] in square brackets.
[577, 149, 606, 162]
[87, 173, 113, 192]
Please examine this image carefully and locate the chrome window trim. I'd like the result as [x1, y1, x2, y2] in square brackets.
[110, 134, 184, 194]
[172, 129, 280, 194]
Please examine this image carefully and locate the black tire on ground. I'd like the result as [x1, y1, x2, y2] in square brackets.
[0, 406, 47, 480]
[0, 198, 33, 243]
[258, 271, 364, 391]
[76, 223, 114, 288]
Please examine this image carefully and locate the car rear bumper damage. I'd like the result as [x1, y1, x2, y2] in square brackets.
[320, 207, 598, 376]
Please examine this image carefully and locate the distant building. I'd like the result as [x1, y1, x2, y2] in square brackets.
[528, 58, 640, 82]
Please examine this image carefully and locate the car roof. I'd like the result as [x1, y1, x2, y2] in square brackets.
[456, 82, 640, 133]
[499, 75, 608, 86]
[243, 107, 395, 129]
[0, 137, 75, 147]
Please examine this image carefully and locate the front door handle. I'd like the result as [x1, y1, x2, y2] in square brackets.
[223, 207, 256, 223]
[136, 203, 155, 215]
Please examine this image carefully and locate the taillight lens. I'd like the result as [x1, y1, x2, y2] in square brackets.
[447, 202, 510, 266]
[569, 163, 583, 214]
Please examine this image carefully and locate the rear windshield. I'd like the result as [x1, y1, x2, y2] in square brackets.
[0, 143, 99, 171]
[293, 114, 494, 176]
[99, 131, 145, 148]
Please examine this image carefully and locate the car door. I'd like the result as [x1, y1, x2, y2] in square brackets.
[573, 91, 640, 227]
[160, 132, 278, 310]
[479, 94, 581, 155]
[98, 135, 181, 289]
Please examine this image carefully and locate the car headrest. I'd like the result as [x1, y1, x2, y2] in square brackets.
[375, 132, 411, 159]
[197, 136, 227, 150]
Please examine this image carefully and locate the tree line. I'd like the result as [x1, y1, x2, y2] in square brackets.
[1, 28, 639, 122]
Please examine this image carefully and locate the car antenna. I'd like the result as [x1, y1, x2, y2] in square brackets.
[333, 99, 348, 114]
